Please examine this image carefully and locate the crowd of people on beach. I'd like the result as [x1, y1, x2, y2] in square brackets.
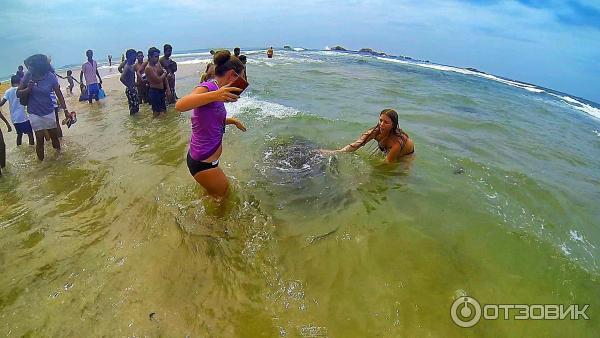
[1, 45, 414, 201]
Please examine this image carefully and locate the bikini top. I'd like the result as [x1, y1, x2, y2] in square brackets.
[378, 131, 409, 154]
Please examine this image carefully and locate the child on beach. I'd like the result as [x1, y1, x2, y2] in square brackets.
[0, 75, 34, 146]
[0, 107, 13, 175]
[56, 70, 79, 94]
[79, 83, 89, 102]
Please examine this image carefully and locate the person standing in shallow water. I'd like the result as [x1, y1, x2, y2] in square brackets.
[17, 54, 72, 161]
[160, 44, 178, 104]
[324, 109, 415, 163]
[175, 50, 247, 199]
[145, 47, 170, 116]
[134, 51, 148, 104]
[108, 55, 112, 67]
[80, 50, 103, 103]
[120, 49, 139, 115]
[0, 75, 34, 146]
[267, 47, 274, 58]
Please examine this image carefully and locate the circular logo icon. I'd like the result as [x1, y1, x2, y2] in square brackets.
[451, 296, 482, 328]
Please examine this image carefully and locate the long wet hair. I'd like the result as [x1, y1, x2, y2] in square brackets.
[24, 54, 52, 77]
[213, 50, 244, 77]
[351, 109, 408, 153]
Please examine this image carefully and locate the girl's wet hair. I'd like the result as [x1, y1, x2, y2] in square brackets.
[24, 54, 52, 77]
[352, 109, 404, 150]
[213, 50, 244, 77]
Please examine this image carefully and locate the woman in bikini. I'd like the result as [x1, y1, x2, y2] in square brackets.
[326, 109, 414, 162]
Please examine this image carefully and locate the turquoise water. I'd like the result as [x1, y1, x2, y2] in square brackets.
[0, 49, 599, 336]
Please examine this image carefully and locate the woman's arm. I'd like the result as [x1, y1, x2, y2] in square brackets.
[53, 85, 70, 119]
[175, 86, 241, 112]
[338, 127, 378, 152]
[385, 142, 401, 163]
[226, 117, 247, 131]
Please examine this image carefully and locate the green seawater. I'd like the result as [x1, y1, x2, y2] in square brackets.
[1, 50, 599, 336]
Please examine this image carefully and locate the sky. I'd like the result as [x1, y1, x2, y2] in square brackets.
[0, 0, 598, 103]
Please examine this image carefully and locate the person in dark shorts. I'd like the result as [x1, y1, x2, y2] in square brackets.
[120, 49, 139, 115]
[144, 47, 169, 116]
[0, 75, 34, 145]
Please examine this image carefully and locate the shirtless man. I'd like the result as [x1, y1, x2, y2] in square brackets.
[134, 51, 148, 103]
[120, 49, 139, 115]
[145, 47, 171, 116]
[159, 44, 177, 104]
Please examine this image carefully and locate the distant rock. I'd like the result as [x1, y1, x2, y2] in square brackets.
[331, 45, 347, 51]
[358, 48, 386, 56]
[465, 67, 487, 74]
[283, 45, 292, 50]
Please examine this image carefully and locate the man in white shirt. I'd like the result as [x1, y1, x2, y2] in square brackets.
[79, 49, 103, 103]
[0, 75, 34, 145]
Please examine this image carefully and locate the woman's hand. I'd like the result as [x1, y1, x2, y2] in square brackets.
[234, 120, 247, 132]
[27, 80, 35, 90]
[213, 86, 241, 103]
[319, 149, 340, 155]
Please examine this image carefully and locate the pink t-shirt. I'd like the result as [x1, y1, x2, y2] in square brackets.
[81, 60, 98, 85]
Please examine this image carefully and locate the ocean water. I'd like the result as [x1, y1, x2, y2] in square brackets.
[1, 49, 599, 336]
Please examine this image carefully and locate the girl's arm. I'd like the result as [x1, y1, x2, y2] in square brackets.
[175, 86, 241, 112]
[385, 142, 401, 163]
[338, 127, 378, 152]
[226, 117, 247, 131]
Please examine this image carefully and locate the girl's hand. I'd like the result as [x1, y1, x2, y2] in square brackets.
[214, 86, 241, 103]
[235, 120, 247, 132]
